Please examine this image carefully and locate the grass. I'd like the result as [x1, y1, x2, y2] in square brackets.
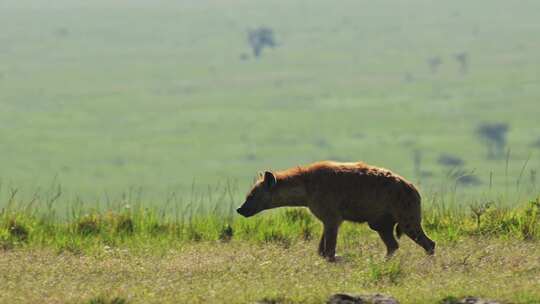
[1, 235, 539, 303]
[2, 197, 539, 252]
[0, 198, 539, 303]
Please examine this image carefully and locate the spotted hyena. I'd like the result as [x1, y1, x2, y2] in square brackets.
[237, 161, 435, 261]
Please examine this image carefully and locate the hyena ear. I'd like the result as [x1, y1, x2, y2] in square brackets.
[263, 171, 277, 189]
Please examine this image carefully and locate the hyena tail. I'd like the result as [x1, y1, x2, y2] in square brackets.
[395, 223, 403, 239]
[394, 184, 417, 240]
[393, 184, 435, 255]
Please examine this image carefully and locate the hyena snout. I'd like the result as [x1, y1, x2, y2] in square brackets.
[236, 203, 258, 218]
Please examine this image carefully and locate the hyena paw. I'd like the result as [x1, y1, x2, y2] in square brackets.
[325, 254, 342, 263]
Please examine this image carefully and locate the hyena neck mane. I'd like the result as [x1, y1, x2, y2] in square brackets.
[272, 168, 308, 208]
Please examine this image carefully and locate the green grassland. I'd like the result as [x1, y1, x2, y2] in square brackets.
[1, 1, 540, 303]
[1, 0, 540, 206]
[1, 200, 540, 303]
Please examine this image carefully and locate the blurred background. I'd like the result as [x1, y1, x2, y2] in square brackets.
[0, 0, 539, 208]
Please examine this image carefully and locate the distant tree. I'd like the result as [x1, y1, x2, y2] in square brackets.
[476, 122, 509, 159]
[456, 174, 482, 186]
[412, 149, 432, 182]
[454, 52, 468, 74]
[531, 137, 540, 149]
[413, 149, 422, 180]
[427, 56, 442, 74]
[531, 170, 537, 190]
[247, 27, 276, 58]
[403, 72, 414, 83]
[449, 169, 482, 187]
[239, 53, 250, 61]
[54, 27, 70, 38]
[438, 154, 465, 167]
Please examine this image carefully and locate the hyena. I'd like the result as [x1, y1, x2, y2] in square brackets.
[237, 161, 435, 261]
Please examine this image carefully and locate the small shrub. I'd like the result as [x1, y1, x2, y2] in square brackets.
[114, 214, 134, 235]
[469, 201, 493, 230]
[479, 207, 516, 236]
[218, 224, 234, 242]
[76, 215, 101, 236]
[516, 199, 539, 240]
[473, 200, 540, 239]
[7, 219, 29, 242]
[185, 226, 203, 242]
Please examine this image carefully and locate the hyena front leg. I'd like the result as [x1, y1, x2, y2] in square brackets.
[321, 222, 341, 262]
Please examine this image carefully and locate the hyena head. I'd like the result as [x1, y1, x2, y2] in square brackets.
[237, 171, 276, 217]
